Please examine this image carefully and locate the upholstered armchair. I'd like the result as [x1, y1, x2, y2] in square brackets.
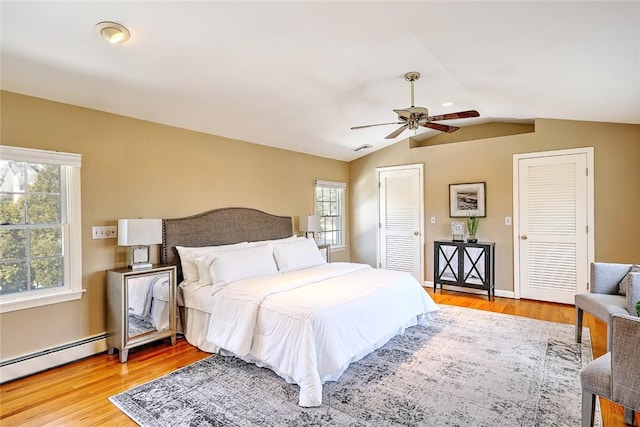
[575, 262, 640, 349]
[580, 314, 640, 427]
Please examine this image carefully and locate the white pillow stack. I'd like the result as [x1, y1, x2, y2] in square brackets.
[176, 242, 248, 285]
[175, 236, 327, 288]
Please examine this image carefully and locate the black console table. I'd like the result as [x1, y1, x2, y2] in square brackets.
[433, 240, 495, 301]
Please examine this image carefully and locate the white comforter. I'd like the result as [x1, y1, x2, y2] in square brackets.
[203, 262, 439, 407]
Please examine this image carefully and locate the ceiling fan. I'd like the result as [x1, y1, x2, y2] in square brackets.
[351, 71, 480, 139]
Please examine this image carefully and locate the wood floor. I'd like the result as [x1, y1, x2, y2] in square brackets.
[1, 289, 637, 427]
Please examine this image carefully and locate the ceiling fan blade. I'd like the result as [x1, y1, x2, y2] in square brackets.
[422, 122, 460, 133]
[385, 124, 409, 139]
[351, 121, 404, 130]
[426, 110, 480, 121]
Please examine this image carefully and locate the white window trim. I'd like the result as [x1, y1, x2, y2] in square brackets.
[314, 180, 346, 252]
[0, 146, 84, 313]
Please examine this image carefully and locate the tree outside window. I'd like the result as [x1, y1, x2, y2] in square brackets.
[1, 161, 64, 296]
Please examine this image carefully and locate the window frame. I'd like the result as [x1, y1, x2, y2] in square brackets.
[314, 180, 346, 252]
[0, 145, 84, 313]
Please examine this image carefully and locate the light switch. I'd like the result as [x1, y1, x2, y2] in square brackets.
[505, 217, 512, 226]
[92, 226, 118, 239]
[430, 216, 436, 224]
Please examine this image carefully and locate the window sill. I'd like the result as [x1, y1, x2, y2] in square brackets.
[0, 289, 86, 313]
[330, 245, 346, 252]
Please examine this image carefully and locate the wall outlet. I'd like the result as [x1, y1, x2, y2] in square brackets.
[430, 216, 436, 224]
[92, 226, 117, 239]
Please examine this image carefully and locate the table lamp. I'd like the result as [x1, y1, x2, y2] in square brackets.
[118, 219, 162, 270]
[299, 215, 320, 241]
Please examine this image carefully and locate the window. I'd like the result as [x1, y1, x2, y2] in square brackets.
[0, 146, 83, 313]
[314, 180, 346, 249]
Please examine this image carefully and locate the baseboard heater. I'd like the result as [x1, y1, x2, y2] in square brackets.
[0, 333, 107, 384]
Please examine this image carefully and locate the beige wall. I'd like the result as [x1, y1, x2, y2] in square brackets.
[2, 90, 638, 363]
[350, 118, 640, 293]
[0, 91, 349, 360]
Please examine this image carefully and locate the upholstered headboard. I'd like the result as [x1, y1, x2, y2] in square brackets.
[161, 207, 293, 281]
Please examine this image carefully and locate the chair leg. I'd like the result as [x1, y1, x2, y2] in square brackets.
[581, 391, 596, 427]
[576, 307, 584, 343]
[623, 407, 634, 425]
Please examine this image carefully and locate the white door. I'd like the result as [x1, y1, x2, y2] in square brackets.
[514, 148, 594, 304]
[377, 164, 424, 282]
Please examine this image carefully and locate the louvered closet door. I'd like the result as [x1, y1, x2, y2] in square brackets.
[518, 153, 588, 304]
[378, 165, 423, 282]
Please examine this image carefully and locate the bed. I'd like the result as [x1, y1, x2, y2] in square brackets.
[161, 207, 440, 407]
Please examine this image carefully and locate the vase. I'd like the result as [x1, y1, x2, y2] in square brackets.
[467, 234, 478, 243]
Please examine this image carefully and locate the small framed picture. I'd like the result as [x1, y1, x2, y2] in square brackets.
[449, 182, 486, 218]
[451, 221, 465, 241]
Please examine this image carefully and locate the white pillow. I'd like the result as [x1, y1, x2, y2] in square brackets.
[176, 242, 247, 283]
[245, 235, 301, 247]
[273, 238, 326, 273]
[194, 253, 218, 286]
[210, 244, 278, 285]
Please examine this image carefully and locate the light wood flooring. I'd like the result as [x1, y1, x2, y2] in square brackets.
[0, 289, 637, 426]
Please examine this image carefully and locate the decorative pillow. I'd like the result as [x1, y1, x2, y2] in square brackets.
[619, 264, 640, 296]
[176, 242, 248, 283]
[210, 244, 278, 285]
[273, 237, 326, 273]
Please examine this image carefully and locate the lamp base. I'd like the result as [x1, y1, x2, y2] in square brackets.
[128, 245, 152, 270]
[129, 262, 153, 270]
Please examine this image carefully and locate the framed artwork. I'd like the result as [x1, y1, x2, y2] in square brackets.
[449, 182, 486, 217]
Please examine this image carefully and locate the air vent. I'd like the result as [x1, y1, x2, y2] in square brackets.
[353, 144, 373, 152]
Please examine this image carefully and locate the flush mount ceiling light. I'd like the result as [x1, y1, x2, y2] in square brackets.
[95, 21, 130, 44]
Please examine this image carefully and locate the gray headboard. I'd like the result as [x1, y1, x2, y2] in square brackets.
[161, 207, 293, 281]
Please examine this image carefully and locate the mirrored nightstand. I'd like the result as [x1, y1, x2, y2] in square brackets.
[106, 265, 177, 362]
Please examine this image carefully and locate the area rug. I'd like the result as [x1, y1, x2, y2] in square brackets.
[110, 305, 600, 426]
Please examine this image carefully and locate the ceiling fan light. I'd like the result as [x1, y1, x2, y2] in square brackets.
[95, 21, 130, 44]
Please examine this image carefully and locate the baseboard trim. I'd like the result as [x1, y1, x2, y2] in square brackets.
[0, 333, 107, 383]
[424, 281, 515, 299]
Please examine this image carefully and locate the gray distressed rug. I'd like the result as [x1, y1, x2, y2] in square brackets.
[110, 305, 600, 426]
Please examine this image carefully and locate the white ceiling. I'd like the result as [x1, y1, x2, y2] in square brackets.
[1, 1, 639, 162]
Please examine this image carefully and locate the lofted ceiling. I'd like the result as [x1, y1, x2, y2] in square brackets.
[1, 1, 638, 162]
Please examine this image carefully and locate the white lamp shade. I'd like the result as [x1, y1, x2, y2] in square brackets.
[117, 219, 162, 246]
[299, 215, 320, 233]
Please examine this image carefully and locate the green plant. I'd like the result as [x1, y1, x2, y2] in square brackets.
[636, 299, 640, 317]
[466, 215, 480, 235]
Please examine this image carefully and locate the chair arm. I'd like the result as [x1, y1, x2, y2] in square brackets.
[625, 272, 640, 317]
[591, 262, 632, 295]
